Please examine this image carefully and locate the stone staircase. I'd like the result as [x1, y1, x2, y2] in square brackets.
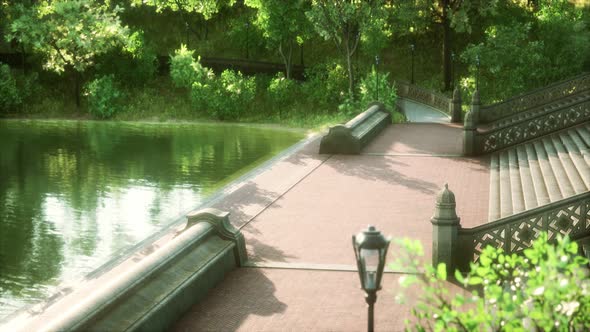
[488, 123, 590, 221]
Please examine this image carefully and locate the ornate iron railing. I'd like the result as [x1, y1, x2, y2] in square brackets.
[475, 99, 590, 154]
[481, 72, 590, 123]
[395, 80, 452, 114]
[455, 192, 590, 269]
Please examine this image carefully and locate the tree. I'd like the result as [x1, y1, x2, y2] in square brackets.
[460, 0, 590, 102]
[392, 0, 497, 92]
[306, 0, 389, 97]
[131, 0, 236, 42]
[245, 0, 309, 79]
[7, 0, 129, 107]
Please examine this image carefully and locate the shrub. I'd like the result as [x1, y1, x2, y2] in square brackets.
[268, 72, 299, 116]
[192, 69, 256, 120]
[84, 75, 123, 119]
[394, 234, 590, 331]
[170, 44, 210, 89]
[302, 61, 348, 106]
[358, 66, 397, 112]
[0, 63, 22, 112]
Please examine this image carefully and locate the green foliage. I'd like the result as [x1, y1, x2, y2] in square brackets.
[301, 61, 348, 107]
[96, 30, 158, 87]
[460, 0, 590, 102]
[7, 0, 129, 74]
[245, 0, 310, 78]
[0, 63, 22, 112]
[395, 234, 590, 331]
[132, 0, 235, 20]
[170, 44, 212, 89]
[267, 72, 299, 117]
[358, 66, 397, 112]
[306, 0, 390, 95]
[192, 69, 256, 120]
[84, 75, 123, 119]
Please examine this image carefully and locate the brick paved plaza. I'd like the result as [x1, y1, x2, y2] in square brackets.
[173, 123, 490, 331]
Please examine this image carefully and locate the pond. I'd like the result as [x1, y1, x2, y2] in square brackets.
[0, 120, 304, 320]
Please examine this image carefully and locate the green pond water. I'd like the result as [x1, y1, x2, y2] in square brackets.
[0, 120, 304, 320]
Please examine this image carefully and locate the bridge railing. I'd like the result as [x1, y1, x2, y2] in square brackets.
[395, 80, 463, 122]
[463, 74, 590, 155]
[480, 72, 590, 123]
[430, 185, 590, 273]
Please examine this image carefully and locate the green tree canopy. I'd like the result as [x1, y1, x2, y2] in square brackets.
[245, 0, 310, 79]
[7, 0, 130, 106]
[306, 0, 390, 97]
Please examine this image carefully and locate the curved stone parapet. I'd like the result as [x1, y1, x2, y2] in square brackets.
[2, 208, 246, 332]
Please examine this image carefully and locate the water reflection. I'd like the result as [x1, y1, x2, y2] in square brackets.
[0, 120, 303, 319]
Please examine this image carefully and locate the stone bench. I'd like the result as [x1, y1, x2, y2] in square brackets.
[319, 103, 391, 154]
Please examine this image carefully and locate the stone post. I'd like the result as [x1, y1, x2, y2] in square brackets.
[431, 183, 461, 273]
[463, 90, 480, 156]
[450, 87, 462, 123]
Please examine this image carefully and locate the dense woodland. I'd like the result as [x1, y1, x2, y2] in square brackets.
[0, 0, 589, 127]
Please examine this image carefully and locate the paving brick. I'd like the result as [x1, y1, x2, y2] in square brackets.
[174, 123, 489, 331]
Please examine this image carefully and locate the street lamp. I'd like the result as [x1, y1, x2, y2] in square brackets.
[475, 54, 481, 91]
[352, 225, 391, 332]
[375, 55, 380, 101]
[185, 22, 190, 46]
[410, 44, 415, 84]
[451, 52, 455, 90]
[245, 22, 250, 59]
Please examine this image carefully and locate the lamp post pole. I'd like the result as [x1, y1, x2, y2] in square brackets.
[185, 22, 190, 46]
[245, 22, 250, 59]
[475, 54, 480, 91]
[366, 291, 377, 332]
[410, 44, 415, 84]
[375, 55, 380, 101]
[451, 52, 455, 90]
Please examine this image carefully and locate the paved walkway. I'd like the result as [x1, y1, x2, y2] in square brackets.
[398, 98, 451, 123]
[173, 123, 489, 331]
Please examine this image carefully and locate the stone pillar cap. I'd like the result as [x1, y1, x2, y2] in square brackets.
[432, 183, 460, 224]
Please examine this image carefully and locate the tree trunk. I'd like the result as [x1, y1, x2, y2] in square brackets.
[278, 41, 293, 80]
[442, 1, 452, 92]
[346, 50, 354, 97]
[74, 71, 81, 109]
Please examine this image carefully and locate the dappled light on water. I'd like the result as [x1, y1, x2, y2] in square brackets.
[0, 120, 303, 320]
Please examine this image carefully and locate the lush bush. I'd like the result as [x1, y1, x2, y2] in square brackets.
[0, 63, 22, 112]
[394, 234, 590, 331]
[170, 44, 211, 89]
[192, 69, 256, 120]
[268, 72, 299, 116]
[84, 75, 123, 119]
[301, 61, 348, 106]
[357, 66, 397, 112]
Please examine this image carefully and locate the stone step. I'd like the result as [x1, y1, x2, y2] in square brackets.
[508, 148, 525, 215]
[558, 130, 590, 189]
[488, 124, 590, 221]
[488, 153, 501, 221]
[515, 145, 538, 210]
[499, 150, 513, 218]
[533, 140, 563, 202]
[542, 136, 576, 198]
[568, 126, 590, 166]
[524, 143, 551, 206]
[551, 135, 588, 193]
